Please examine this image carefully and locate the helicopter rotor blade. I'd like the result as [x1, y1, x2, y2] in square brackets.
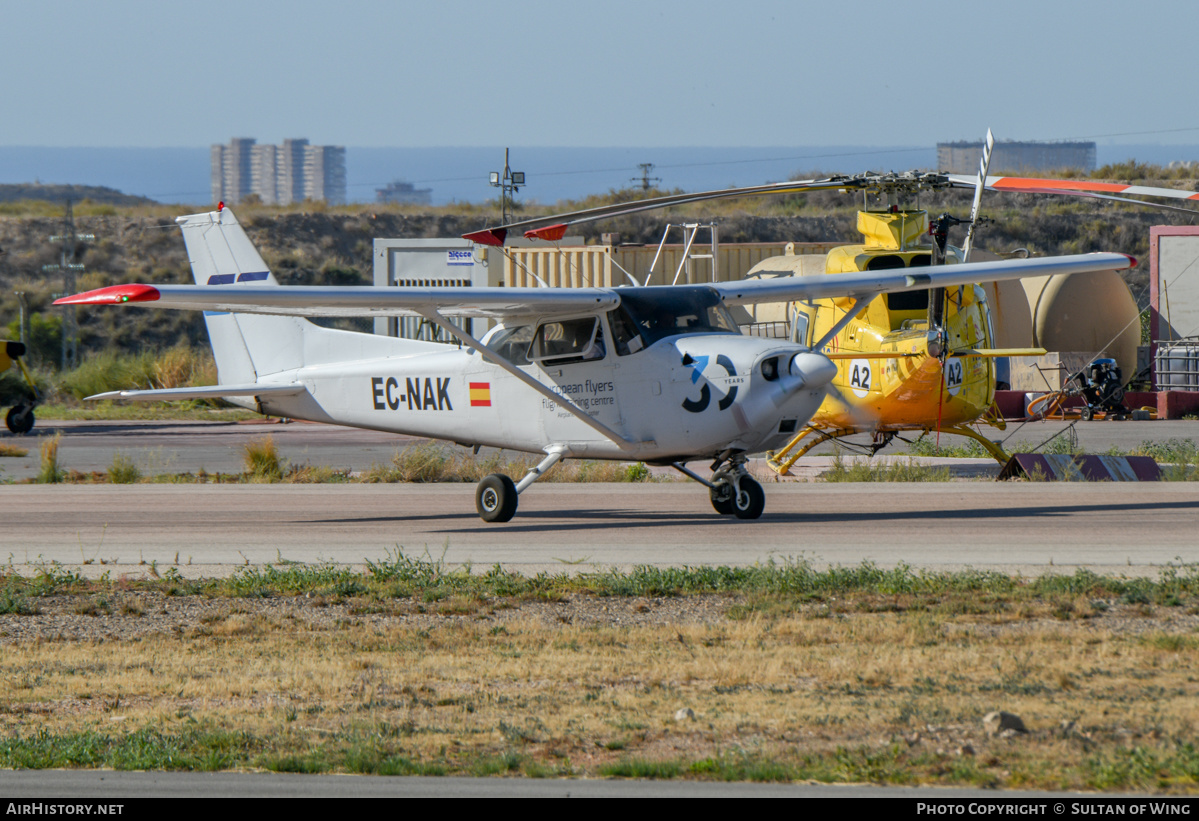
[945, 174, 1199, 216]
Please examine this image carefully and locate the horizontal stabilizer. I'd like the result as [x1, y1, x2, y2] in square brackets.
[86, 383, 306, 402]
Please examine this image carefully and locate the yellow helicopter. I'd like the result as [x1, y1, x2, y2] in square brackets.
[755, 202, 1039, 471]
[757, 162, 1197, 472]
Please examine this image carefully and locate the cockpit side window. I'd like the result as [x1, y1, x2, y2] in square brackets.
[482, 325, 534, 366]
[529, 316, 603, 364]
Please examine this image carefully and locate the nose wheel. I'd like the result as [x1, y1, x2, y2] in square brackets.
[730, 476, 765, 519]
[696, 456, 765, 520]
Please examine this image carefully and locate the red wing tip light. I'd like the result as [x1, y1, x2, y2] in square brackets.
[53, 284, 161, 306]
[1125, 254, 1138, 267]
[524, 223, 568, 242]
[463, 228, 508, 247]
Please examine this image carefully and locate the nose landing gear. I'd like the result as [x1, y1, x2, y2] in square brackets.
[680, 452, 766, 520]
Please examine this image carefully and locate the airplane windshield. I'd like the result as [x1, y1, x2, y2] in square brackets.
[609, 286, 738, 355]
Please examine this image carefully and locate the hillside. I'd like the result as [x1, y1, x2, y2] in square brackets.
[0, 183, 155, 206]
[0, 192, 1191, 366]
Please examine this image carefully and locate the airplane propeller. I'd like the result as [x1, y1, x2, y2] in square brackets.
[822, 379, 879, 430]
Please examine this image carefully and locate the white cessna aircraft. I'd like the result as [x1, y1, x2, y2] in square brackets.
[56, 194, 1133, 522]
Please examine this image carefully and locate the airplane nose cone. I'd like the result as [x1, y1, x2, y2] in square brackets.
[790, 351, 837, 388]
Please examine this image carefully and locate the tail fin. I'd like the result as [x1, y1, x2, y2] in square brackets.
[177, 208, 279, 287]
[178, 208, 442, 393]
[177, 209, 311, 383]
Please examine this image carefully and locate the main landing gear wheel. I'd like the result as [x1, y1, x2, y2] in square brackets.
[710, 482, 735, 515]
[732, 476, 765, 520]
[6, 404, 34, 435]
[476, 473, 518, 523]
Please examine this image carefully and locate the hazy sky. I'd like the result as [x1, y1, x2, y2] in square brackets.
[4, 0, 1197, 149]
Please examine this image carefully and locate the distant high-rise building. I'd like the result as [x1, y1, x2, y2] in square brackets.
[937, 140, 1097, 174]
[303, 145, 347, 205]
[250, 143, 278, 205]
[211, 138, 256, 205]
[277, 139, 309, 205]
[210, 138, 345, 205]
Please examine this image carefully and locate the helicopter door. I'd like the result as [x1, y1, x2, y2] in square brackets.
[790, 311, 810, 346]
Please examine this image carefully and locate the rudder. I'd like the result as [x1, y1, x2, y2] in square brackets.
[177, 208, 306, 382]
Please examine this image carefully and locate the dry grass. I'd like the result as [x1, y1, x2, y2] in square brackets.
[243, 436, 284, 483]
[152, 347, 217, 390]
[37, 433, 63, 484]
[12, 440, 649, 485]
[362, 443, 652, 484]
[0, 443, 28, 457]
[3, 593, 1199, 789]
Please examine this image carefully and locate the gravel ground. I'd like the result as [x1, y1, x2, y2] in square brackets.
[0, 591, 739, 644]
[3, 591, 1197, 645]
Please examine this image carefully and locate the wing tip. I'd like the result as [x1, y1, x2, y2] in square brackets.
[53, 284, 161, 306]
[525, 223, 568, 242]
[463, 228, 508, 247]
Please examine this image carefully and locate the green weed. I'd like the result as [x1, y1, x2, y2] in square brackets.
[822, 452, 951, 482]
[600, 758, 683, 779]
[57, 351, 159, 401]
[106, 452, 142, 484]
[907, 438, 988, 458]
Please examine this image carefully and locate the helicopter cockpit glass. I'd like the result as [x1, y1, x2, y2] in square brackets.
[790, 312, 810, 346]
[608, 287, 739, 356]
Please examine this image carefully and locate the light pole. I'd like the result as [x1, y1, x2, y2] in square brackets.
[489, 148, 525, 225]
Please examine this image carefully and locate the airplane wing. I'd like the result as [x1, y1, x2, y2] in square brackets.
[56, 252, 1134, 317]
[54, 282, 619, 318]
[712, 252, 1135, 305]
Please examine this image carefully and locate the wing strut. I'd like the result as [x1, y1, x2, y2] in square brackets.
[812, 296, 875, 352]
[416, 309, 648, 451]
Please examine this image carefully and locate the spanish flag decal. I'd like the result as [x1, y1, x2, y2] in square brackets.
[469, 382, 491, 407]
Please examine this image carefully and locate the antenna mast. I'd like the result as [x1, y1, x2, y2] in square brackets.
[631, 163, 661, 192]
[43, 200, 94, 369]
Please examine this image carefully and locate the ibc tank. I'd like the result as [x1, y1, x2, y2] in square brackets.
[980, 278, 1035, 348]
[1020, 271, 1140, 382]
